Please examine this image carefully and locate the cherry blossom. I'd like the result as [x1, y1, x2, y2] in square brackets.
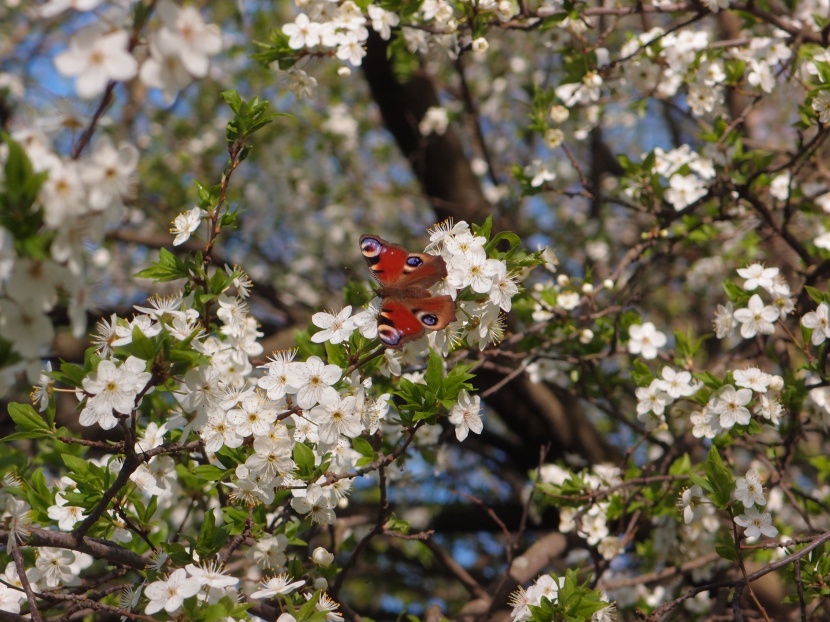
[144, 568, 202, 615]
[448, 390, 483, 441]
[54, 28, 137, 99]
[627, 322, 667, 360]
[733, 294, 779, 338]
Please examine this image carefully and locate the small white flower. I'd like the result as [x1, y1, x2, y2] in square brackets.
[690, 409, 718, 439]
[257, 350, 299, 400]
[711, 384, 752, 429]
[36, 547, 76, 588]
[734, 469, 766, 508]
[471, 37, 489, 54]
[286, 356, 341, 410]
[557, 291, 580, 310]
[737, 263, 779, 292]
[636, 380, 670, 417]
[733, 367, 771, 393]
[754, 394, 782, 426]
[54, 28, 138, 99]
[283, 13, 321, 49]
[813, 90, 830, 124]
[713, 302, 737, 339]
[291, 483, 335, 524]
[665, 174, 707, 210]
[47, 494, 86, 531]
[488, 262, 519, 312]
[448, 390, 483, 441]
[419, 106, 449, 136]
[802, 302, 830, 346]
[447, 252, 501, 294]
[524, 159, 555, 187]
[734, 507, 777, 540]
[627, 322, 667, 360]
[144, 568, 202, 615]
[679, 484, 705, 524]
[251, 573, 306, 599]
[656, 367, 697, 398]
[367, 5, 400, 40]
[80, 358, 150, 430]
[311, 306, 356, 344]
[171, 207, 205, 246]
[733, 294, 779, 338]
[184, 561, 238, 589]
[310, 394, 362, 445]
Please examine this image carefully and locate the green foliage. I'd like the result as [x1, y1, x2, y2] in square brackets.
[2, 402, 53, 441]
[293, 441, 318, 478]
[196, 510, 231, 558]
[785, 544, 830, 604]
[0, 135, 48, 242]
[352, 436, 377, 467]
[703, 446, 734, 509]
[394, 351, 475, 423]
[222, 90, 281, 146]
[135, 247, 193, 282]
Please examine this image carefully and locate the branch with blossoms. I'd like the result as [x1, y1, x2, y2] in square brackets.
[2, 201, 533, 618]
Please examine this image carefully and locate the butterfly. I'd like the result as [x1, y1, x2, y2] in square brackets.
[360, 234, 456, 349]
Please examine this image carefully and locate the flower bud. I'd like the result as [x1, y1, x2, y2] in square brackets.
[312, 547, 334, 566]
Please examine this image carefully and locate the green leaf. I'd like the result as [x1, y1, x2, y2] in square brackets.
[192, 465, 229, 481]
[62, 454, 92, 479]
[2, 402, 52, 440]
[351, 436, 375, 459]
[669, 454, 692, 476]
[804, 285, 825, 305]
[442, 363, 475, 399]
[196, 510, 230, 558]
[221, 89, 243, 114]
[424, 350, 444, 392]
[127, 326, 158, 361]
[293, 442, 316, 477]
[135, 247, 191, 282]
[485, 231, 523, 257]
[704, 446, 734, 509]
[165, 541, 193, 566]
[0, 135, 48, 238]
[472, 216, 493, 240]
[715, 529, 738, 561]
[26, 468, 53, 513]
[688, 473, 713, 494]
[722, 280, 747, 303]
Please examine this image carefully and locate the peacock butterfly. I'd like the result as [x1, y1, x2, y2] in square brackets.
[360, 234, 456, 349]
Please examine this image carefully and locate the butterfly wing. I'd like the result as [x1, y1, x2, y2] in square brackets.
[377, 295, 456, 349]
[360, 234, 448, 291]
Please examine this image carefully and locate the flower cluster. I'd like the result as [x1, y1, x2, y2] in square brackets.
[279, 0, 515, 75]
[539, 463, 622, 555]
[635, 366, 699, 429]
[0, 547, 93, 613]
[509, 573, 614, 622]
[144, 563, 242, 615]
[51, 0, 222, 102]
[690, 367, 784, 438]
[0, 132, 139, 396]
[309, 220, 519, 355]
[616, 26, 791, 120]
[655, 145, 716, 211]
[714, 263, 792, 340]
